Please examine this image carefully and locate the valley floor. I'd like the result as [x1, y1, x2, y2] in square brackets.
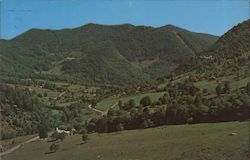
[2, 121, 249, 160]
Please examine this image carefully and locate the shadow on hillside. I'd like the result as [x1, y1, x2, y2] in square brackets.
[47, 139, 57, 142]
[76, 142, 87, 145]
[47, 139, 60, 143]
[44, 151, 55, 154]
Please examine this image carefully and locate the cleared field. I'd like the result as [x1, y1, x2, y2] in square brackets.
[194, 80, 217, 92]
[231, 77, 249, 89]
[95, 96, 118, 110]
[96, 91, 166, 111]
[194, 76, 249, 93]
[2, 121, 249, 160]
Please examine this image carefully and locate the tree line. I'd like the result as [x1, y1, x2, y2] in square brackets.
[84, 81, 250, 133]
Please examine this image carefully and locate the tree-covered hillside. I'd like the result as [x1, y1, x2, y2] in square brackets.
[0, 23, 218, 86]
[0, 84, 55, 139]
[206, 19, 250, 58]
[198, 20, 250, 78]
[174, 19, 250, 79]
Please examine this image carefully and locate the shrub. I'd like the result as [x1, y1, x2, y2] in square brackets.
[216, 84, 222, 96]
[49, 143, 59, 153]
[58, 132, 66, 141]
[140, 96, 151, 107]
[38, 124, 48, 138]
[51, 132, 66, 141]
[37, 93, 43, 98]
[82, 133, 88, 142]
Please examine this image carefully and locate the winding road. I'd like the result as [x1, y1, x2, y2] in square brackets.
[88, 100, 119, 116]
[88, 104, 104, 115]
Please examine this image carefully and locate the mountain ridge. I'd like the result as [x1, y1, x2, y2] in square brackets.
[0, 23, 219, 86]
[206, 19, 250, 58]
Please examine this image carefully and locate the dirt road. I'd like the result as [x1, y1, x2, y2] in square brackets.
[88, 100, 119, 116]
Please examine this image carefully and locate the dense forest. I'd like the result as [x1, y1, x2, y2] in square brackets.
[0, 23, 218, 86]
[0, 85, 56, 139]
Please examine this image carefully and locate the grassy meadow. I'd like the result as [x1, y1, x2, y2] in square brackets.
[0, 134, 38, 151]
[2, 121, 249, 160]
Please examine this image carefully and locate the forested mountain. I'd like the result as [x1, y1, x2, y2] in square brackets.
[206, 19, 250, 58]
[0, 23, 218, 86]
[193, 19, 250, 79]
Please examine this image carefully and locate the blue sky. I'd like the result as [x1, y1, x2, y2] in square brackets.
[0, 0, 249, 39]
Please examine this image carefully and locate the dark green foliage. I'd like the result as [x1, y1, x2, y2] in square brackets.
[95, 118, 108, 133]
[0, 84, 55, 139]
[61, 103, 84, 124]
[140, 119, 154, 129]
[175, 20, 250, 80]
[62, 46, 151, 86]
[86, 121, 96, 133]
[128, 99, 136, 108]
[194, 94, 203, 106]
[123, 99, 136, 110]
[206, 19, 250, 58]
[58, 132, 66, 141]
[247, 82, 250, 96]
[223, 81, 231, 94]
[85, 78, 250, 133]
[166, 104, 178, 124]
[38, 123, 49, 138]
[216, 84, 222, 96]
[51, 132, 66, 141]
[51, 132, 59, 140]
[37, 93, 43, 98]
[118, 100, 123, 109]
[82, 133, 88, 142]
[193, 105, 209, 123]
[140, 96, 151, 107]
[116, 123, 124, 131]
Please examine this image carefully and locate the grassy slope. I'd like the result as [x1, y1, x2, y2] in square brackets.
[0, 134, 38, 151]
[194, 76, 249, 93]
[2, 121, 249, 160]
